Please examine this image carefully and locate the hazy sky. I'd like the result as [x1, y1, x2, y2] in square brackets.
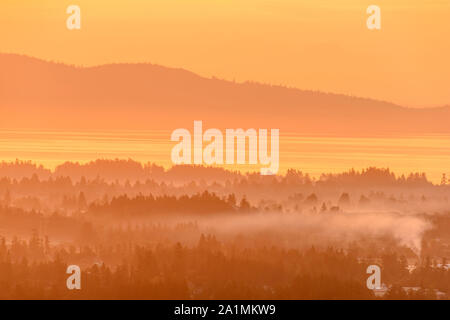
[1, 0, 450, 107]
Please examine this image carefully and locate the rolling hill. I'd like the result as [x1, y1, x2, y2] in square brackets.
[1, 53, 449, 135]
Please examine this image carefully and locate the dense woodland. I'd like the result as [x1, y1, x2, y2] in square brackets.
[0, 160, 449, 299]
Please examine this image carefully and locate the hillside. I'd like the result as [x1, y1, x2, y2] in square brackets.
[1, 53, 449, 135]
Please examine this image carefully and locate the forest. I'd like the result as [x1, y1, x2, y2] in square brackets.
[0, 159, 449, 299]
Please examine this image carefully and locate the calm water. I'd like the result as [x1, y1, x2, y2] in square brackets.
[1, 130, 450, 183]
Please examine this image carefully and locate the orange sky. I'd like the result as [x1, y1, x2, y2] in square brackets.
[1, 0, 450, 107]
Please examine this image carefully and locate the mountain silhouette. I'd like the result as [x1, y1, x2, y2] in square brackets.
[1, 53, 449, 135]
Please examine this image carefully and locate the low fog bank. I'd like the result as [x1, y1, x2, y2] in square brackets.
[167, 210, 429, 255]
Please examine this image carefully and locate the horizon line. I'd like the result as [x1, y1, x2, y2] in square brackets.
[0, 158, 437, 182]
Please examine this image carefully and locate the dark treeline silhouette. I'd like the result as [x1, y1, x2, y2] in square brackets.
[0, 159, 449, 299]
[0, 201, 449, 299]
[1, 159, 242, 183]
[0, 224, 448, 299]
[89, 192, 250, 217]
[0, 160, 51, 180]
[0, 159, 437, 187]
[317, 167, 431, 188]
[0, 160, 445, 215]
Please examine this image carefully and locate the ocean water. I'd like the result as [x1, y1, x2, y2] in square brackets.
[1, 130, 449, 183]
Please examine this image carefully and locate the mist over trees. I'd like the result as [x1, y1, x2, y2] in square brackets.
[0, 159, 449, 299]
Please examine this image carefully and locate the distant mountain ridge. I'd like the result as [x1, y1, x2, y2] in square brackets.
[1, 53, 449, 135]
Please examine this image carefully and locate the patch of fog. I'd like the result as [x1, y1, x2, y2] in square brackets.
[192, 210, 431, 254]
